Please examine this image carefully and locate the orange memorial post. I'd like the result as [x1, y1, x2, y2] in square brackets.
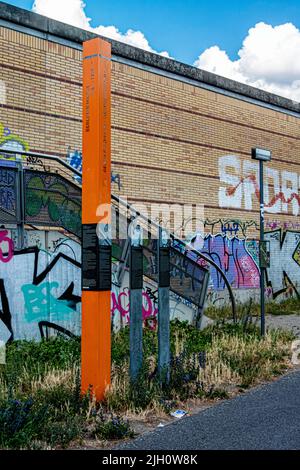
[81, 38, 112, 401]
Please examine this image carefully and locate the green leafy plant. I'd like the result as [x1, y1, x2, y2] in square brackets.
[94, 411, 134, 440]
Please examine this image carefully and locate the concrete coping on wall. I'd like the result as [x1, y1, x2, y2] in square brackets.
[1, 1, 300, 115]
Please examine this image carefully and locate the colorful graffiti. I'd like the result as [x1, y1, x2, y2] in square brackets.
[0, 233, 199, 342]
[0, 239, 81, 343]
[0, 230, 14, 263]
[22, 281, 76, 323]
[265, 230, 300, 298]
[67, 148, 82, 183]
[25, 172, 81, 236]
[185, 223, 300, 299]
[266, 220, 300, 231]
[0, 167, 17, 217]
[111, 286, 158, 329]
[219, 155, 300, 215]
[0, 123, 29, 166]
[189, 233, 260, 290]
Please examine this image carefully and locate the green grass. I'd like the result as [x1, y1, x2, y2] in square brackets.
[0, 320, 295, 449]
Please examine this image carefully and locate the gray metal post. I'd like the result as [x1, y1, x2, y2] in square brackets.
[158, 227, 170, 384]
[252, 147, 272, 337]
[129, 224, 143, 382]
[16, 158, 25, 250]
[259, 159, 265, 337]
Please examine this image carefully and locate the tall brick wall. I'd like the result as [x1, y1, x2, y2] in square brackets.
[1, 24, 300, 301]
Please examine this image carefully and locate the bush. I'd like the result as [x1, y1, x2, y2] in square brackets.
[0, 398, 49, 449]
[43, 416, 83, 449]
[94, 412, 134, 440]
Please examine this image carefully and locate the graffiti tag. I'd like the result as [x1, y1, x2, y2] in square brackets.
[0, 230, 14, 263]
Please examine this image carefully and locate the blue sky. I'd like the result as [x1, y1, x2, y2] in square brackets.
[4, 1, 300, 100]
[5, 0, 300, 63]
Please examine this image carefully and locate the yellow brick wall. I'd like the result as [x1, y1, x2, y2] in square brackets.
[1, 24, 300, 242]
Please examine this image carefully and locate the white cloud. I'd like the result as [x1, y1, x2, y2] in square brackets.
[194, 22, 300, 102]
[32, 0, 170, 57]
[33, 0, 90, 29]
[31, 4, 299, 100]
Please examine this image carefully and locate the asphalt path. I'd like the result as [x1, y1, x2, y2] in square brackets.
[116, 369, 300, 450]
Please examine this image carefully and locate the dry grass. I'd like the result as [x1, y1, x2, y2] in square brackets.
[197, 330, 292, 390]
[30, 366, 79, 394]
[0, 364, 79, 402]
[0, 323, 295, 449]
[104, 325, 294, 413]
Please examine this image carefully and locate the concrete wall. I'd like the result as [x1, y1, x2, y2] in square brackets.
[0, 229, 197, 342]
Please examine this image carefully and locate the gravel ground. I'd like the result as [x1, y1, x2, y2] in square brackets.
[203, 313, 300, 336]
[266, 314, 300, 337]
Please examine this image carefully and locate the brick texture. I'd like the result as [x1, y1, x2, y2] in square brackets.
[1, 25, 300, 242]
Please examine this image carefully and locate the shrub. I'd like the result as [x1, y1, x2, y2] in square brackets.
[0, 398, 49, 449]
[94, 411, 134, 440]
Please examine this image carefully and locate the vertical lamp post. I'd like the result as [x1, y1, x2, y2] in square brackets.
[251, 148, 272, 336]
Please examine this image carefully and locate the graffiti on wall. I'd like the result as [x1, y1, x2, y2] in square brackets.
[0, 234, 198, 343]
[0, 238, 81, 343]
[0, 230, 14, 263]
[190, 233, 260, 290]
[265, 230, 300, 298]
[67, 147, 122, 189]
[25, 172, 81, 236]
[22, 281, 78, 324]
[187, 226, 300, 298]
[219, 155, 300, 215]
[111, 286, 158, 329]
[0, 123, 29, 166]
[203, 218, 259, 237]
[266, 220, 300, 231]
[0, 167, 17, 216]
[111, 279, 197, 331]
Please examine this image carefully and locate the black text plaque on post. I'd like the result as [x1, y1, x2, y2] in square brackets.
[82, 224, 111, 291]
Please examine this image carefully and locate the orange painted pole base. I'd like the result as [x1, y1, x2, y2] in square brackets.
[81, 291, 111, 401]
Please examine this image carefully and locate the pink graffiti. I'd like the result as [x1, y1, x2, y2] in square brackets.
[226, 174, 300, 208]
[0, 230, 14, 263]
[111, 287, 158, 328]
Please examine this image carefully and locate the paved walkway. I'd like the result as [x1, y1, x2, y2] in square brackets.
[116, 369, 300, 450]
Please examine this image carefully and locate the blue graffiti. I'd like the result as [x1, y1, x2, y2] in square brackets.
[22, 281, 75, 323]
[67, 148, 122, 189]
[185, 234, 260, 290]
